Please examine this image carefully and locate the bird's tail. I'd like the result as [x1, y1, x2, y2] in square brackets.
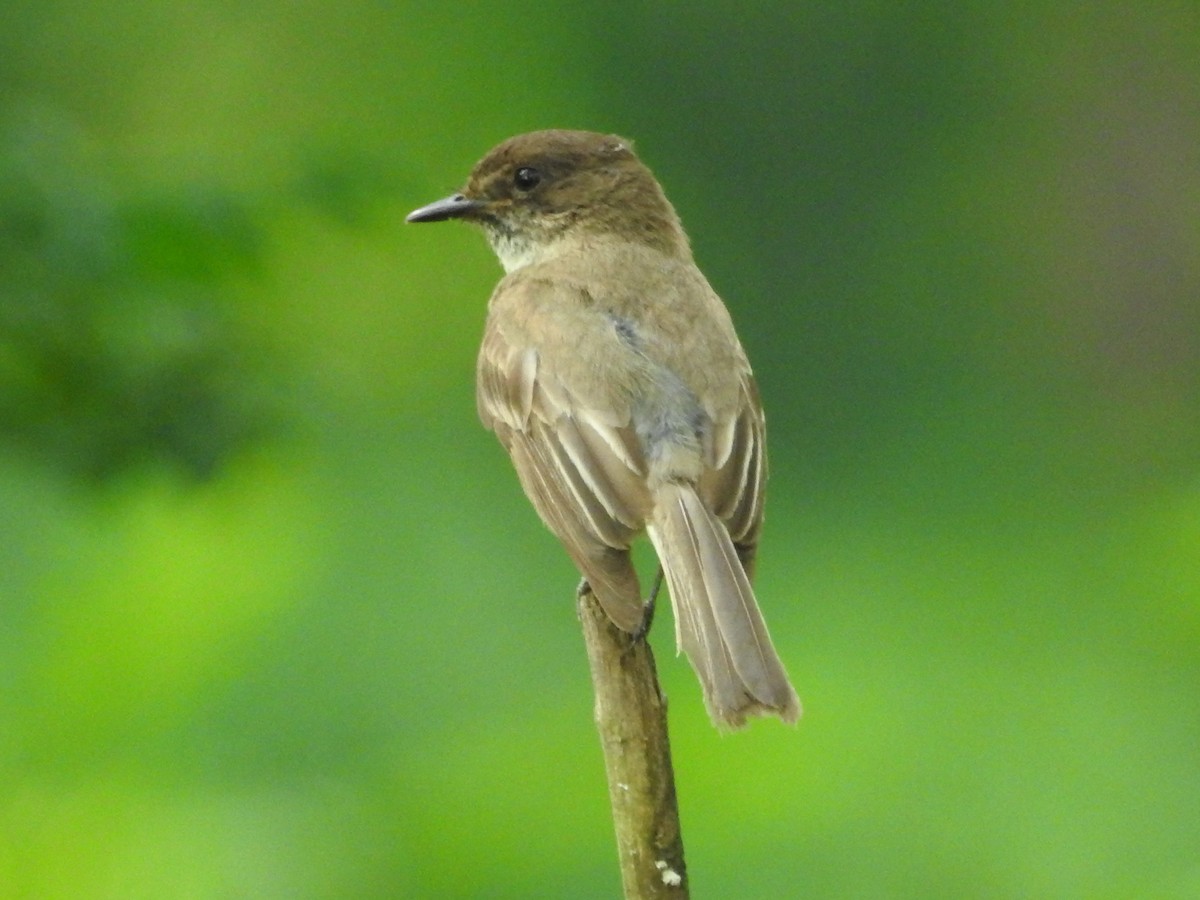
[647, 482, 800, 729]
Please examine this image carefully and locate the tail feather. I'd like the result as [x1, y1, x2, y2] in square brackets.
[647, 483, 800, 728]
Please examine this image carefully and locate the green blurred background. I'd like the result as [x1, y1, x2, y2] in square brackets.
[3, 3, 1198, 897]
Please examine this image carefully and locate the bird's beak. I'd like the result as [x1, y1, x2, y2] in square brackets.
[406, 193, 485, 223]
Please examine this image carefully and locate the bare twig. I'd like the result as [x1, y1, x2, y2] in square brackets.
[578, 587, 688, 898]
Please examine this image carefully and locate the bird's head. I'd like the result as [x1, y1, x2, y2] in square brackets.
[407, 129, 688, 272]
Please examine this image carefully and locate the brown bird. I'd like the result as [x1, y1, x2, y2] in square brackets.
[407, 130, 799, 728]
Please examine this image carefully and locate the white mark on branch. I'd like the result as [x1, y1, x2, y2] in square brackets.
[655, 860, 682, 887]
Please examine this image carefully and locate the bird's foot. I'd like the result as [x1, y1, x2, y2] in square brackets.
[630, 567, 664, 644]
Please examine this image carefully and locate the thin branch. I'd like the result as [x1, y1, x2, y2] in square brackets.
[578, 587, 689, 899]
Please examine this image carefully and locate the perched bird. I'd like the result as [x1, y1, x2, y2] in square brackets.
[408, 130, 799, 728]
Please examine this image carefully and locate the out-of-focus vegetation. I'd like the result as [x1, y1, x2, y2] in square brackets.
[2, 3, 1198, 898]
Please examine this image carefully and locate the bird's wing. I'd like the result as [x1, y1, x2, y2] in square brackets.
[698, 371, 767, 577]
[476, 281, 652, 633]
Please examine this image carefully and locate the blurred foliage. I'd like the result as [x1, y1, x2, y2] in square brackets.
[0, 105, 273, 481]
[2, 2, 1199, 899]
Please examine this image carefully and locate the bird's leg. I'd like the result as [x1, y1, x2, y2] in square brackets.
[631, 567, 664, 644]
[579, 571, 662, 651]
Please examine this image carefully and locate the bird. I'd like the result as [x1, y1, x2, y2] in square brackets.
[407, 129, 799, 728]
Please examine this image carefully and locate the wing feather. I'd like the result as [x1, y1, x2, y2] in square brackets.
[476, 282, 652, 633]
[699, 373, 766, 550]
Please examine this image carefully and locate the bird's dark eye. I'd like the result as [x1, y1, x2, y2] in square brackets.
[513, 167, 542, 191]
